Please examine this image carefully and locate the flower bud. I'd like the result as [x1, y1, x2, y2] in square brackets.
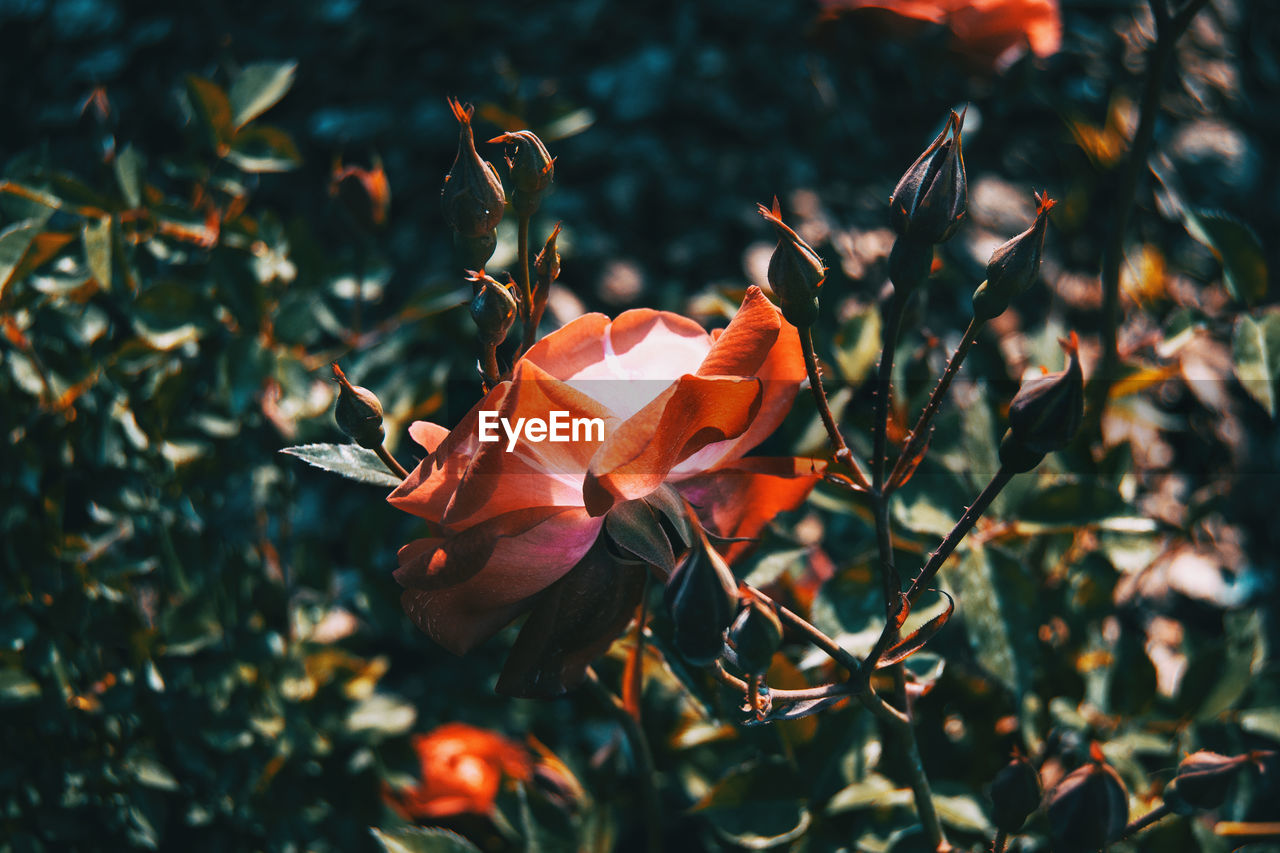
[988, 752, 1042, 832]
[999, 332, 1083, 472]
[1046, 746, 1128, 853]
[454, 230, 498, 272]
[490, 130, 555, 217]
[889, 109, 967, 245]
[973, 191, 1056, 322]
[757, 198, 825, 328]
[330, 157, 391, 230]
[331, 363, 385, 449]
[534, 222, 562, 285]
[1164, 751, 1253, 813]
[727, 598, 783, 676]
[468, 271, 519, 347]
[663, 543, 739, 667]
[441, 98, 506, 239]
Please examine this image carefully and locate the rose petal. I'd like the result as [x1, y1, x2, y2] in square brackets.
[677, 457, 826, 562]
[495, 539, 646, 698]
[408, 421, 450, 454]
[441, 360, 616, 527]
[397, 506, 604, 654]
[695, 285, 781, 379]
[583, 374, 762, 516]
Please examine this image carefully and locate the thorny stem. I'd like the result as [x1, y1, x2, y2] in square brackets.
[479, 342, 501, 390]
[992, 829, 1009, 852]
[1119, 803, 1172, 841]
[375, 445, 410, 481]
[800, 326, 869, 488]
[905, 465, 1015, 604]
[1088, 0, 1210, 438]
[888, 317, 983, 492]
[584, 667, 662, 853]
[746, 583, 862, 675]
[872, 291, 908, 625]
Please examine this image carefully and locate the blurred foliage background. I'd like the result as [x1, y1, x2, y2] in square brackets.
[1, 0, 1277, 850]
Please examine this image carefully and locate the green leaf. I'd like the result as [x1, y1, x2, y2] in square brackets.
[281, 443, 402, 488]
[370, 827, 482, 853]
[226, 125, 302, 173]
[185, 76, 233, 147]
[833, 304, 881, 383]
[1183, 210, 1268, 305]
[0, 219, 44, 299]
[691, 758, 812, 849]
[83, 216, 112, 290]
[951, 546, 1035, 695]
[229, 61, 297, 129]
[0, 668, 41, 704]
[1232, 310, 1280, 416]
[114, 145, 145, 209]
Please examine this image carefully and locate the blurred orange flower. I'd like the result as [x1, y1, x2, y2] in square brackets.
[819, 0, 1061, 70]
[388, 286, 824, 696]
[384, 723, 532, 821]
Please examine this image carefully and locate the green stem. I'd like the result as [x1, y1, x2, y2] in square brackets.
[904, 465, 1014, 604]
[800, 326, 869, 488]
[888, 317, 983, 492]
[374, 444, 410, 480]
[871, 291, 907, 627]
[1120, 803, 1172, 841]
[585, 667, 662, 853]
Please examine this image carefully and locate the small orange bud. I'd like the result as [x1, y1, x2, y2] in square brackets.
[1046, 747, 1129, 852]
[988, 751, 1042, 832]
[467, 271, 519, 347]
[758, 198, 826, 327]
[663, 542, 739, 666]
[490, 130, 555, 216]
[972, 190, 1055, 321]
[890, 109, 968, 245]
[999, 332, 1083, 471]
[330, 156, 391, 229]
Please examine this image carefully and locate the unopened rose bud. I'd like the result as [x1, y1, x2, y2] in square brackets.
[442, 98, 506, 239]
[988, 752, 1042, 832]
[331, 363, 384, 449]
[758, 198, 825, 328]
[999, 332, 1084, 472]
[890, 109, 967, 245]
[490, 130, 554, 216]
[663, 544, 739, 666]
[534, 223, 562, 285]
[330, 157, 391, 230]
[1046, 746, 1129, 853]
[727, 598, 783, 676]
[973, 191, 1056, 322]
[455, 230, 498, 272]
[468, 271, 519, 347]
[1164, 750, 1262, 813]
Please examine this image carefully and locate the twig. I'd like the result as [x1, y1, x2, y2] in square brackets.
[1120, 803, 1172, 841]
[993, 829, 1009, 852]
[871, 292, 908, 624]
[584, 667, 662, 853]
[514, 213, 535, 358]
[374, 445, 410, 481]
[889, 317, 982, 491]
[745, 584, 862, 675]
[801, 326, 869, 488]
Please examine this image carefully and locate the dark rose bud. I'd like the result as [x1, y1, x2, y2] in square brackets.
[490, 130, 555, 216]
[441, 98, 506, 238]
[534, 222, 562, 285]
[454, 230, 498, 272]
[758, 198, 826, 328]
[468, 271, 519, 347]
[663, 542, 739, 666]
[889, 109, 967, 245]
[1165, 751, 1257, 813]
[999, 332, 1084, 472]
[331, 363, 385, 449]
[972, 191, 1056, 322]
[727, 598, 783, 676]
[330, 157, 391, 230]
[988, 751, 1042, 832]
[1046, 745, 1129, 853]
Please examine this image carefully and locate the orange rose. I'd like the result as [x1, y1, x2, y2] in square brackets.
[384, 723, 531, 820]
[388, 286, 824, 696]
[819, 0, 1061, 71]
